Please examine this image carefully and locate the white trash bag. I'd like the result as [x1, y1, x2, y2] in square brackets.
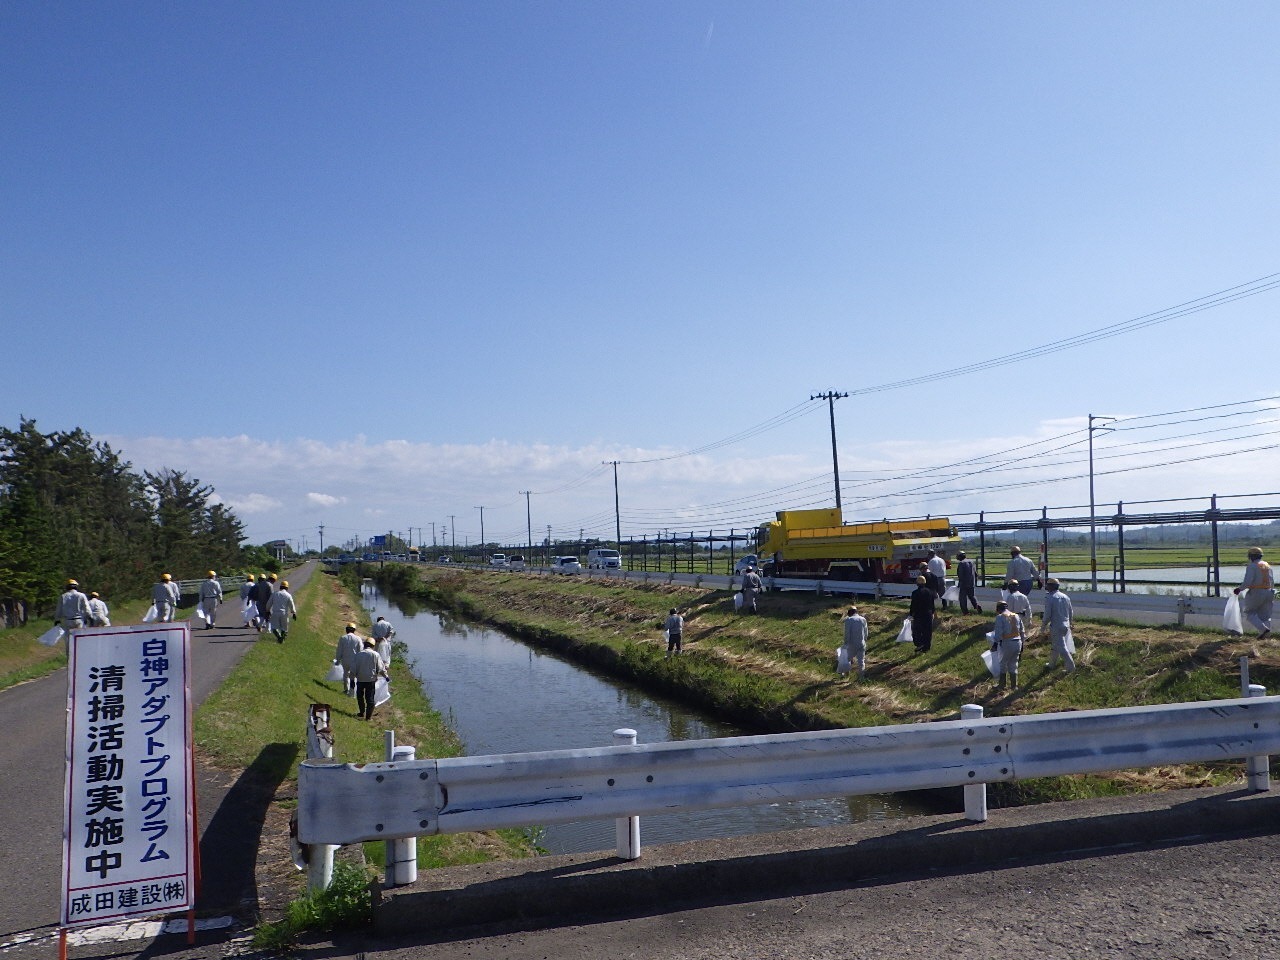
[981, 646, 1002, 679]
[896, 618, 913, 644]
[142, 603, 158, 623]
[1224, 593, 1244, 635]
[733, 592, 744, 611]
[324, 663, 344, 684]
[1064, 627, 1077, 655]
[836, 646, 851, 676]
[374, 676, 391, 707]
[943, 584, 959, 603]
[192, 606, 207, 624]
[38, 625, 66, 647]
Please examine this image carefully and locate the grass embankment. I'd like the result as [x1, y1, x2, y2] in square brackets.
[377, 564, 1280, 803]
[195, 569, 534, 896]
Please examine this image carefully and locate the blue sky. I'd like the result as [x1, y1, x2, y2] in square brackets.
[4, 2, 1278, 550]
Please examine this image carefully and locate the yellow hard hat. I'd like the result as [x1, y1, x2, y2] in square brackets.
[161, 573, 172, 581]
[91, 592, 100, 598]
[281, 580, 289, 588]
[268, 573, 278, 581]
[207, 570, 216, 578]
[346, 623, 357, 631]
[915, 575, 927, 585]
[246, 574, 255, 581]
[67, 578, 78, 587]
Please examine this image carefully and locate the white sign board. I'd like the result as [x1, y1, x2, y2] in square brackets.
[61, 622, 195, 928]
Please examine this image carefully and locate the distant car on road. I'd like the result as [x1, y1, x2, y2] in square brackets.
[551, 556, 583, 574]
[734, 554, 759, 574]
[490, 554, 508, 567]
[508, 554, 526, 571]
[587, 548, 622, 570]
[438, 556, 452, 564]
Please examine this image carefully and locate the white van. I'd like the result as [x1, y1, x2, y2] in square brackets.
[587, 548, 622, 570]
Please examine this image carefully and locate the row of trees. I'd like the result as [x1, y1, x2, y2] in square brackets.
[0, 419, 252, 616]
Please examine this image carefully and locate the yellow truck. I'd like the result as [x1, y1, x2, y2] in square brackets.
[755, 508, 961, 583]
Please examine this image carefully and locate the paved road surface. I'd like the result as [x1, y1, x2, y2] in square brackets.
[356, 831, 1280, 960]
[0, 563, 315, 958]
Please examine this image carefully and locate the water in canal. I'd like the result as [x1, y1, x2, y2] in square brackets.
[361, 584, 930, 855]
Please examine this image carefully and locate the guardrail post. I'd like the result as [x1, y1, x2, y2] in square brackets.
[960, 704, 988, 822]
[613, 728, 641, 860]
[386, 745, 419, 885]
[1176, 597, 1190, 627]
[306, 838, 336, 892]
[1241, 657, 1252, 697]
[1247, 684, 1271, 791]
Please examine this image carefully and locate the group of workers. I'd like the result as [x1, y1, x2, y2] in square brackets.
[832, 544, 1275, 691]
[333, 616, 394, 719]
[52, 570, 299, 642]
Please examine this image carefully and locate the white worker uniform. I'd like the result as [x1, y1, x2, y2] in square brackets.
[87, 596, 110, 627]
[270, 588, 297, 635]
[1005, 553, 1038, 592]
[152, 581, 178, 622]
[840, 614, 868, 677]
[1241, 559, 1274, 635]
[56, 588, 92, 631]
[199, 577, 223, 628]
[991, 609, 1025, 683]
[1005, 589, 1031, 620]
[1044, 589, 1075, 672]
[335, 631, 363, 694]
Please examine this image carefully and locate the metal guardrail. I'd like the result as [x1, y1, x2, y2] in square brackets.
[175, 575, 247, 597]
[297, 692, 1277, 868]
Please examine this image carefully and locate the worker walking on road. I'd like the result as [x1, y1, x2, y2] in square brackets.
[198, 570, 222, 630]
[87, 591, 110, 627]
[1043, 578, 1076, 672]
[55, 579, 91, 634]
[250, 573, 273, 631]
[990, 599, 1025, 691]
[372, 615, 395, 668]
[152, 573, 179, 622]
[1235, 547, 1273, 639]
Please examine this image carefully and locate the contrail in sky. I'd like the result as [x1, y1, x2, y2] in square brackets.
[704, 21, 714, 50]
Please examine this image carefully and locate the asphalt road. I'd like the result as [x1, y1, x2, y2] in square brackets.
[353, 830, 1280, 960]
[0, 563, 315, 958]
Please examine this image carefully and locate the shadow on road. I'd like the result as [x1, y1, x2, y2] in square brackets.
[196, 742, 298, 917]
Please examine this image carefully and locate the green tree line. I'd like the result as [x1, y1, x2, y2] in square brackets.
[0, 419, 251, 614]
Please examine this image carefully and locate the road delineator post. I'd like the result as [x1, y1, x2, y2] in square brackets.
[387, 745, 419, 885]
[1247, 684, 1271, 792]
[614, 728, 641, 860]
[961, 704, 988, 822]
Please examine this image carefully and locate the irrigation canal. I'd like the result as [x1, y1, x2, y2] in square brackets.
[359, 582, 932, 855]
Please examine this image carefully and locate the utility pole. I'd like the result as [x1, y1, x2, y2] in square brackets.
[430, 521, 436, 547]
[603, 461, 621, 548]
[519, 491, 533, 558]
[449, 515, 456, 554]
[318, 524, 324, 553]
[1088, 414, 1116, 592]
[475, 506, 485, 561]
[811, 391, 848, 511]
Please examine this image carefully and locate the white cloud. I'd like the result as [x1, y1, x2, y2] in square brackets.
[104, 420, 1280, 551]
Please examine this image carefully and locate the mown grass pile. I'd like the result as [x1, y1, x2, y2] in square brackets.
[380, 564, 1280, 801]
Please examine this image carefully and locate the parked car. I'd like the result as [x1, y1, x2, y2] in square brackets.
[490, 553, 508, 567]
[586, 548, 622, 570]
[508, 554, 526, 571]
[734, 554, 759, 574]
[551, 556, 583, 574]
[438, 555, 452, 564]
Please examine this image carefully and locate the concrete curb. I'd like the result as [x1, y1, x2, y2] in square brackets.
[373, 784, 1280, 936]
